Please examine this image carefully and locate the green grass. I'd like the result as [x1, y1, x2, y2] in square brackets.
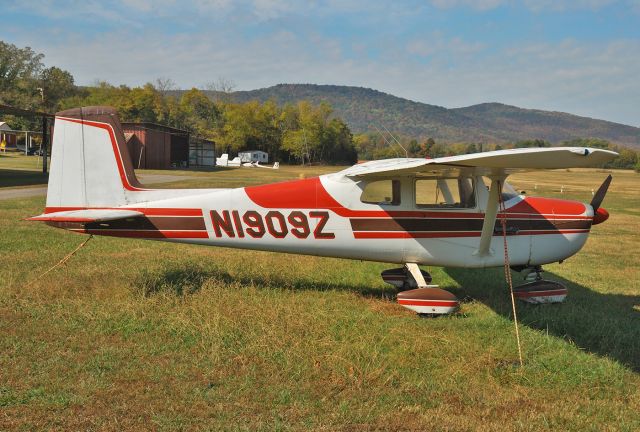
[0, 152, 48, 171]
[0, 153, 49, 188]
[140, 164, 339, 189]
[0, 167, 639, 430]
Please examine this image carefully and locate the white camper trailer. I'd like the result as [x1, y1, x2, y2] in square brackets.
[239, 150, 268, 163]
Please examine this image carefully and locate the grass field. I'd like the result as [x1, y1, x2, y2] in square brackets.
[0, 153, 49, 188]
[1, 161, 639, 430]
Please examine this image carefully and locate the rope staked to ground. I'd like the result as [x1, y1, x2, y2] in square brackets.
[498, 181, 524, 368]
[26, 235, 93, 287]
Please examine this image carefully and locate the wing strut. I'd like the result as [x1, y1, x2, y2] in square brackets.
[474, 175, 505, 256]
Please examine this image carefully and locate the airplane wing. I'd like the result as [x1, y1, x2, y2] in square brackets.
[342, 147, 619, 178]
[342, 147, 618, 257]
[27, 209, 144, 223]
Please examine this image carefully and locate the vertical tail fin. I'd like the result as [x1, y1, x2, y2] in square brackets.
[46, 106, 144, 209]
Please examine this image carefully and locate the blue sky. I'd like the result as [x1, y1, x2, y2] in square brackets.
[2, 0, 640, 126]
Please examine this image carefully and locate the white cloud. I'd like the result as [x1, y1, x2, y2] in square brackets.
[429, 0, 637, 12]
[25, 25, 638, 125]
[429, 0, 507, 11]
[522, 0, 617, 12]
[4, 0, 640, 126]
[407, 35, 485, 57]
[413, 39, 640, 125]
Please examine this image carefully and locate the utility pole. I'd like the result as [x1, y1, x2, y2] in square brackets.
[42, 116, 48, 174]
[37, 87, 48, 174]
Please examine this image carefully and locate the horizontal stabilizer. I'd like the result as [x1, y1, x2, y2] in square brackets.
[27, 209, 144, 223]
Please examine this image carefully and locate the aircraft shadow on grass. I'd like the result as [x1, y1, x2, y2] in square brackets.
[134, 265, 393, 300]
[0, 169, 48, 187]
[134, 264, 639, 372]
[444, 267, 640, 372]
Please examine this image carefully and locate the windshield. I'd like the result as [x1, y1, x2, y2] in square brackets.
[502, 181, 520, 201]
[480, 177, 521, 201]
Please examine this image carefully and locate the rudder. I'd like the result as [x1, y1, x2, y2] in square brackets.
[46, 106, 144, 209]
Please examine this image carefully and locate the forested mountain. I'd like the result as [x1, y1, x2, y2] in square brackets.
[1, 37, 638, 166]
[195, 84, 640, 149]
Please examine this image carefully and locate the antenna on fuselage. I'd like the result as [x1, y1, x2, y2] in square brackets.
[381, 124, 408, 158]
[373, 124, 402, 158]
[373, 125, 399, 158]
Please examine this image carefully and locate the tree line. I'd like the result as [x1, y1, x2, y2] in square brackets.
[354, 134, 639, 171]
[61, 83, 358, 164]
[1, 40, 638, 170]
[0, 41, 357, 164]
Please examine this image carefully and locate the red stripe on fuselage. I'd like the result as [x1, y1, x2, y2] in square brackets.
[507, 196, 586, 216]
[244, 177, 590, 220]
[353, 229, 590, 239]
[244, 177, 343, 210]
[355, 231, 481, 239]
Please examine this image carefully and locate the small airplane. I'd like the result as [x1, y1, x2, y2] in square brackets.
[242, 161, 280, 169]
[216, 153, 242, 167]
[216, 153, 280, 169]
[29, 107, 618, 315]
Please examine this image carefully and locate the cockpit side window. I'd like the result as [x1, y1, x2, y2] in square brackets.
[415, 177, 476, 208]
[361, 179, 401, 206]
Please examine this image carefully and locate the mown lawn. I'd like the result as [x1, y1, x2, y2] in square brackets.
[0, 166, 638, 431]
[0, 153, 49, 188]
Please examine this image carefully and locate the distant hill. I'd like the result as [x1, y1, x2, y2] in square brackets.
[193, 84, 640, 148]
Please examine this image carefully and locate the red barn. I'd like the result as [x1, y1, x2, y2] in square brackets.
[122, 122, 190, 169]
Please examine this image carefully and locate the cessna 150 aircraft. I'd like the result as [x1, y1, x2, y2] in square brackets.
[29, 107, 617, 315]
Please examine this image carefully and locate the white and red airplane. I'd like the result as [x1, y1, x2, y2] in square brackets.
[29, 107, 618, 315]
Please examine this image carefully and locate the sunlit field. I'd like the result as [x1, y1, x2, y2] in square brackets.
[1, 159, 639, 430]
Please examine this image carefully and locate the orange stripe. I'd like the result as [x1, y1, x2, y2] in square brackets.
[355, 231, 480, 239]
[44, 206, 203, 217]
[398, 299, 459, 307]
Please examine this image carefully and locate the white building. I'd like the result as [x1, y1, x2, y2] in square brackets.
[239, 150, 268, 163]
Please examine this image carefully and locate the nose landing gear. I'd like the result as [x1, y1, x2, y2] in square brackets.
[512, 266, 568, 304]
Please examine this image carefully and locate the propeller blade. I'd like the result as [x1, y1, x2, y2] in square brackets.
[590, 175, 612, 212]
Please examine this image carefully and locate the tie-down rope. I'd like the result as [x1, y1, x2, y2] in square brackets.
[26, 235, 93, 287]
[498, 180, 524, 368]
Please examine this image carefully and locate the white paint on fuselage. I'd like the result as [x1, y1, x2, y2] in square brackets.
[114, 173, 592, 268]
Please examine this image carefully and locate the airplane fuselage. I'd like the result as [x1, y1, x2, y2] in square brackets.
[46, 173, 594, 269]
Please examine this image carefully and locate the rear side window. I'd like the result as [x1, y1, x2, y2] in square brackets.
[361, 179, 401, 205]
[415, 177, 475, 208]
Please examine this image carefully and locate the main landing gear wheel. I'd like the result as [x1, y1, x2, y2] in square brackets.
[383, 263, 460, 316]
[397, 287, 460, 316]
[512, 266, 568, 304]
